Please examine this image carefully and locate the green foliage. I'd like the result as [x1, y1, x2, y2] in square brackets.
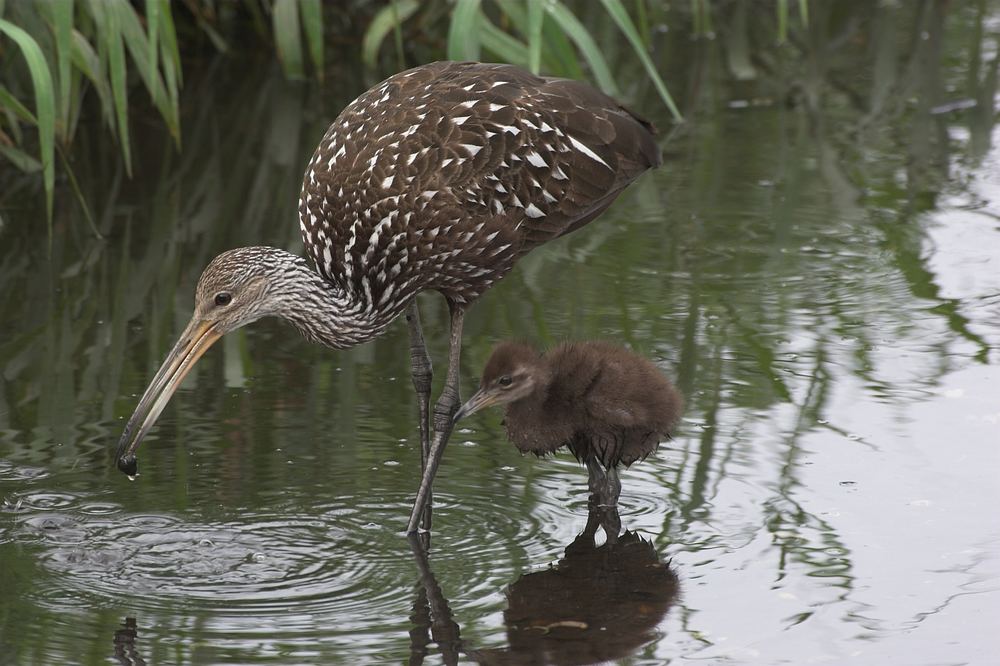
[362, 0, 682, 121]
[2, 0, 821, 235]
[0, 0, 181, 232]
[0, 18, 55, 227]
[362, 0, 420, 71]
[777, 0, 810, 43]
[272, 0, 324, 81]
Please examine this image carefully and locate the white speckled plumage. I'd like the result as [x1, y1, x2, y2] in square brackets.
[298, 61, 661, 341]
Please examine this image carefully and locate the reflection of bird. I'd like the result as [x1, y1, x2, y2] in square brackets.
[112, 61, 660, 532]
[408, 534, 463, 666]
[468, 504, 679, 665]
[113, 616, 146, 666]
[454, 341, 682, 505]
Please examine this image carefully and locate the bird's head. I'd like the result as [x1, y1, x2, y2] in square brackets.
[454, 341, 547, 422]
[191, 247, 297, 332]
[113, 247, 305, 477]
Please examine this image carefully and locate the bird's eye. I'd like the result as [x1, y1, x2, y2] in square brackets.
[214, 292, 232, 307]
[498, 375, 513, 387]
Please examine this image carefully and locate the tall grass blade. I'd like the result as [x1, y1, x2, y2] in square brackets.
[598, 0, 682, 120]
[478, 15, 530, 67]
[273, 0, 304, 80]
[117, 2, 179, 141]
[157, 0, 180, 147]
[798, 0, 809, 27]
[545, 1, 619, 96]
[0, 108, 25, 143]
[527, 0, 544, 75]
[104, 1, 133, 175]
[0, 142, 42, 173]
[145, 0, 159, 96]
[0, 83, 37, 123]
[70, 29, 112, 128]
[300, 0, 323, 80]
[691, 0, 713, 37]
[448, 0, 482, 61]
[497, 0, 582, 79]
[55, 143, 99, 237]
[158, 0, 180, 85]
[633, 0, 650, 45]
[362, 0, 418, 70]
[777, 0, 788, 43]
[391, 0, 406, 71]
[51, 0, 72, 140]
[0, 19, 56, 224]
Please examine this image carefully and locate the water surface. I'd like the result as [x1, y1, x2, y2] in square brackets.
[2, 3, 1000, 664]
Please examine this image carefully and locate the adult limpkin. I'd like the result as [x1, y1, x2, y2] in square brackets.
[113, 61, 661, 533]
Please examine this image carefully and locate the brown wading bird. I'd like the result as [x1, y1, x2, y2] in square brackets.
[112, 61, 661, 533]
[453, 341, 683, 505]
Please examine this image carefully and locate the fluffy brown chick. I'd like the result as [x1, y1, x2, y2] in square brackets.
[456, 341, 683, 503]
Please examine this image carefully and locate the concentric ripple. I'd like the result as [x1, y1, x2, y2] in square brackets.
[4, 490, 447, 661]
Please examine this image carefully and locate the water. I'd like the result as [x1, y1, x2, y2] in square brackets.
[2, 4, 1000, 664]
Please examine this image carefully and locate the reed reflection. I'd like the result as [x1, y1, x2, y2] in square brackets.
[409, 501, 679, 665]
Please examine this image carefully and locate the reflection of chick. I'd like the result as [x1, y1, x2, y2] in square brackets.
[469, 507, 679, 665]
[113, 616, 147, 666]
[456, 341, 683, 504]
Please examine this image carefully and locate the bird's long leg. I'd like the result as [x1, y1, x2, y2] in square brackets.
[406, 305, 465, 534]
[407, 534, 462, 665]
[606, 465, 622, 507]
[586, 459, 621, 507]
[406, 300, 433, 470]
[586, 458, 608, 499]
[433, 304, 465, 435]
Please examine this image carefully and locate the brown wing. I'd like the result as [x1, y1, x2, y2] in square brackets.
[299, 62, 660, 308]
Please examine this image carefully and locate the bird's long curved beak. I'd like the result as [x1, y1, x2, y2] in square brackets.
[452, 388, 497, 423]
[114, 318, 222, 476]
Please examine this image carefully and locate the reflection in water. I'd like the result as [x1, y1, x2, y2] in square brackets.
[408, 533, 463, 666]
[409, 502, 679, 665]
[482, 506, 679, 665]
[112, 617, 145, 666]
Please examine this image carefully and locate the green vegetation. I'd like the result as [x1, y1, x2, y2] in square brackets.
[0, 1, 812, 232]
[0, 0, 182, 237]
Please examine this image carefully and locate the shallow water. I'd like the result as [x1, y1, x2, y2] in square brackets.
[2, 3, 1000, 664]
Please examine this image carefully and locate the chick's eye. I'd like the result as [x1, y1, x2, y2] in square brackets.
[214, 292, 232, 307]
[498, 375, 513, 387]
